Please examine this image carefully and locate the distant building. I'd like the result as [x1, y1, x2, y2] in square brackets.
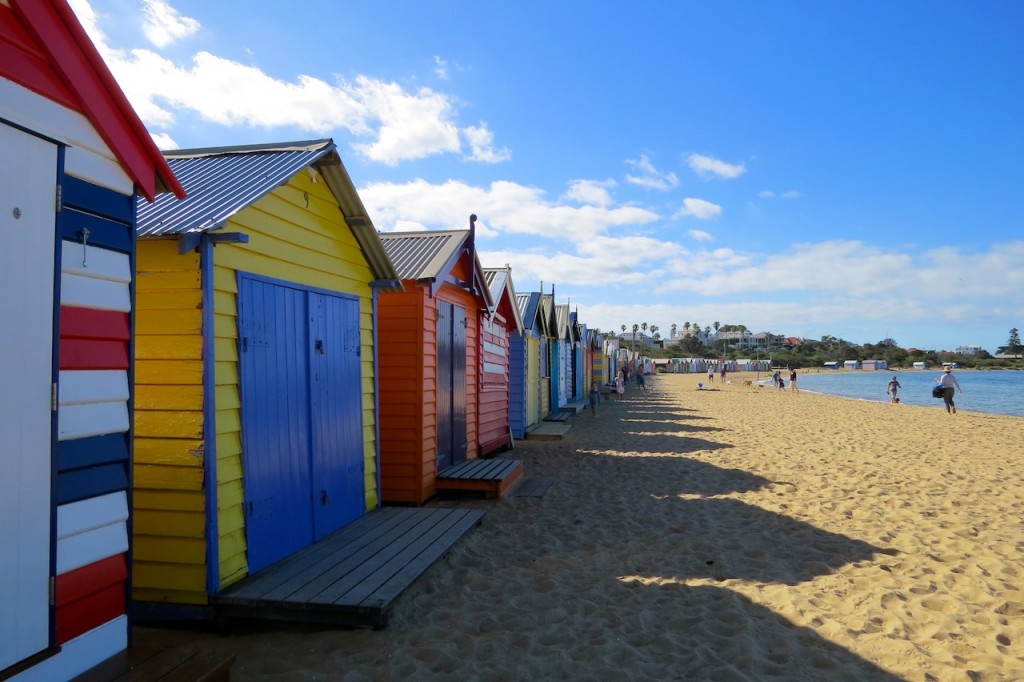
[955, 345, 983, 356]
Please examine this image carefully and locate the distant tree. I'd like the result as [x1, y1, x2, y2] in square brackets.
[671, 323, 677, 338]
[683, 322, 691, 336]
[998, 327, 1023, 356]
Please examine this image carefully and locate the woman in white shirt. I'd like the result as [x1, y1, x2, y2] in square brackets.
[936, 367, 963, 414]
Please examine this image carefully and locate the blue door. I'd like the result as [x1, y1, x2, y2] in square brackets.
[238, 277, 363, 573]
[309, 292, 364, 539]
[435, 301, 467, 472]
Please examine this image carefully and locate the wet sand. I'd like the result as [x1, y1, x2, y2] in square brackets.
[136, 372, 1024, 681]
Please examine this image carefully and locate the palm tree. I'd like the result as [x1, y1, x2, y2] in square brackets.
[683, 322, 690, 337]
[713, 321, 721, 353]
[671, 323, 677, 339]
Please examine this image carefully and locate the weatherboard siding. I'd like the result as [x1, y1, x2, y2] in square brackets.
[133, 239, 207, 603]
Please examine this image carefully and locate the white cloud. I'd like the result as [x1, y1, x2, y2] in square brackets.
[462, 124, 512, 163]
[360, 178, 660, 242]
[68, 0, 504, 166]
[141, 0, 199, 48]
[562, 179, 616, 208]
[674, 197, 722, 220]
[149, 131, 178, 149]
[687, 153, 746, 179]
[625, 154, 679, 191]
[688, 229, 713, 241]
[434, 55, 449, 80]
[760, 189, 801, 199]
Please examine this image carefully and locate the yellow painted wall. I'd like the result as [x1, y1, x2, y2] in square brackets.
[526, 337, 539, 428]
[134, 239, 207, 604]
[212, 169, 379, 590]
[133, 167, 382, 604]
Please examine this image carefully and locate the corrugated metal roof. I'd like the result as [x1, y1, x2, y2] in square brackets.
[137, 139, 335, 237]
[378, 230, 468, 281]
[483, 266, 523, 333]
[134, 139, 400, 285]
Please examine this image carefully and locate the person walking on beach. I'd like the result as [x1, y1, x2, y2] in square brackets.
[707, 366, 715, 383]
[635, 371, 645, 391]
[614, 370, 626, 400]
[936, 366, 963, 414]
[589, 381, 601, 415]
[789, 368, 798, 393]
[887, 375, 902, 403]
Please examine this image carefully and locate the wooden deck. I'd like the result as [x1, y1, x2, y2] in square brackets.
[435, 458, 524, 499]
[214, 507, 483, 629]
[526, 421, 572, 440]
[73, 646, 235, 682]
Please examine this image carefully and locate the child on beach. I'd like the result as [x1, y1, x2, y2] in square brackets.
[887, 376, 902, 403]
[614, 371, 625, 399]
[589, 382, 601, 415]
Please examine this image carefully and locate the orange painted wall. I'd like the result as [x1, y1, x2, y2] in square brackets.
[378, 273, 482, 505]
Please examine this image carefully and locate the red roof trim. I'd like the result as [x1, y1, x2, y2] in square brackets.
[9, 0, 184, 202]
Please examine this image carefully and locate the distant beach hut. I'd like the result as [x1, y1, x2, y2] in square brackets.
[132, 139, 400, 609]
[0, 1, 183, 677]
[480, 267, 524, 456]
[844, 360, 861, 370]
[513, 291, 552, 437]
[913, 361, 928, 370]
[824, 361, 840, 369]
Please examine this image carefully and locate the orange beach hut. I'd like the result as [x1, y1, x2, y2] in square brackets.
[377, 221, 496, 504]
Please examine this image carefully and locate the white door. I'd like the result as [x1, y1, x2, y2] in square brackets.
[0, 123, 57, 670]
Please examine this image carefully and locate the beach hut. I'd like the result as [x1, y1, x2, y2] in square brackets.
[480, 266, 524, 456]
[378, 222, 524, 505]
[844, 360, 861, 370]
[514, 291, 554, 436]
[551, 301, 573, 410]
[131, 139, 401, 610]
[0, 1, 183, 678]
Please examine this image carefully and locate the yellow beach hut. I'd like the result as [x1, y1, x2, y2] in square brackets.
[131, 139, 400, 614]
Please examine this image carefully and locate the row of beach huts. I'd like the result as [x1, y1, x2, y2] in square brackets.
[0, 3, 633, 679]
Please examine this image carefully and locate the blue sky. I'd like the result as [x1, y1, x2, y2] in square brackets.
[71, 0, 1024, 352]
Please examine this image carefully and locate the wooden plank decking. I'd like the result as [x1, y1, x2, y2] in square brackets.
[526, 421, 572, 440]
[435, 458, 524, 499]
[214, 507, 483, 629]
[73, 646, 235, 682]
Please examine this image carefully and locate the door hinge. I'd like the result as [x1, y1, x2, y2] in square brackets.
[241, 337, 248, 353]
[52, 382, 58, 412]
[55, 184, 62, 213]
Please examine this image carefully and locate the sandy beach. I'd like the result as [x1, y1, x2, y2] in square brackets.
[137, 372, 1024, 681]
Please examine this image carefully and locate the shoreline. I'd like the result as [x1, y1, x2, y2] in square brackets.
[134, 372, 1024, 680]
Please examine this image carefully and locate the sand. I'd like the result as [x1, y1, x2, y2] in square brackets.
[136, 372, 1024, 681]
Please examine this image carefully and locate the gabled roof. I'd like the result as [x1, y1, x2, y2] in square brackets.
[554, 303, 571, 341]
[539, 294, 559, 340]
[483, 266, 524, 334]
[517, 292, 546, 336]
[379, 228, 493, 309]
[135, 139, 399, 284]
[3, 0, 183, 201]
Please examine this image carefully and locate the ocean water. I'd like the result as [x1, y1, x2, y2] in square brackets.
[791, 369, 1024, 417]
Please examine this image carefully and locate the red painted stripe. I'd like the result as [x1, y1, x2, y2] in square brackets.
[0, 6, 78, 110]
[55, 553, 127, 644]
[61, 306, 130, 341]
[59, 337, 129, 370]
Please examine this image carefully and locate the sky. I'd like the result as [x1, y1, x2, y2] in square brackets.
[69, 0, 1024, 353]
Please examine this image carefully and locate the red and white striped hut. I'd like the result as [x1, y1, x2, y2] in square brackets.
[0, 1, 182, 679]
